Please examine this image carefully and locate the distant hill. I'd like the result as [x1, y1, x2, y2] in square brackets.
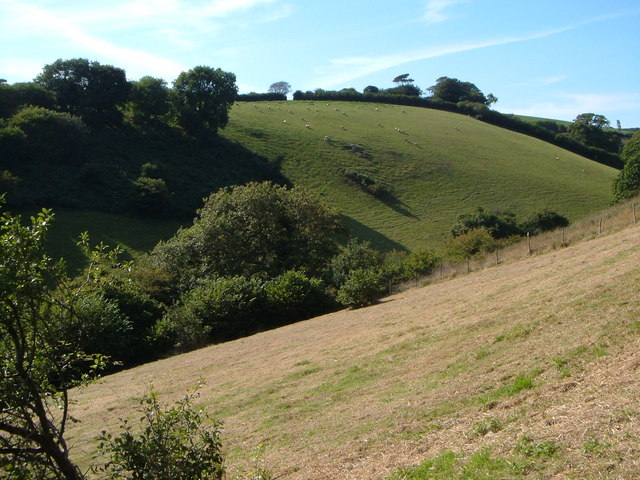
[222, 101, 618, 250]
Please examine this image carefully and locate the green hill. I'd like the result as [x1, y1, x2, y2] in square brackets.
[223, 101, 617, 251]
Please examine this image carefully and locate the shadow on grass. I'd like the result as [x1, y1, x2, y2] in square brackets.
[340, 215, 408, 253]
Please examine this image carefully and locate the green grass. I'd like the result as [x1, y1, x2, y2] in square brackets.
[224, 101, 618, 251]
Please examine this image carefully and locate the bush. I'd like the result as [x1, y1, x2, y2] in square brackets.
[330, 239, 384, 287]
[163, 276, 265, 349]
[403, 248, 441, 279]
[0, 125, 27, 162]
[520, 209, 569, 235]
[451, 207, 522, 239]
[131, 176, 173, 216]
[263, 270, 330, 323]
[446, 228, 496, 262]
[9, 106, 89, 163]
[336, 267, 386, 308]
[96, 385, 224, 480]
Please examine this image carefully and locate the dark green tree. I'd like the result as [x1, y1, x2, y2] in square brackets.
[519, 209, 569, 235]
[0, 82, 56, 118]
[268, 81, 291, 95]
[428, 77, 488, 104]
[613, 131, 640, 200]
[363, 85, 380, 94]
[392, 73, 414, 85]
[151, 182, 344, 289]
[562, 113, 621, 153]
[451, 207, 522, 239]
[127, 76, 170, 125]
[35, 58, 130, 125]
[171, 66, 237, 137]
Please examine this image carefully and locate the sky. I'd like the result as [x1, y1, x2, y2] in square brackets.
[2, 0, 640, 127]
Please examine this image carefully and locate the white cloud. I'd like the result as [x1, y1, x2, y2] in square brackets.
[511, 75, 568, 88]
[504, 93, 640, 122]
[423, 0, 467, 24]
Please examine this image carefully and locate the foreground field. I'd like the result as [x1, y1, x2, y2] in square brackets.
[67, 217, 640, 478]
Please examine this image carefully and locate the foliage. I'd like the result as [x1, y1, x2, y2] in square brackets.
[0, 82, 56, 118]
[561, 113, 621, 153]
[171, 66, 237, 137]
[446, 228, 496, 261]
[385, 84, 422, 97]
[96, 384, 224, 480]
[159, 276, 265, 348]
[8, 106, 89, 163]
[514, 435, 559, 458]
[451, 207, 522, 239]
[0, 124, 27, 162]
[336, 267, 387, 308]
[127, 76, 170, 126]
[130, 176, 173, 216]
[264, 270, 330, 322]
[0, 202, 116, 480]
[152, 182, 344, 289]
[363, 85, 380, 94]
[35, 58, 130, 125]
[268, 81, 291, 95]
[428, 77, 489, 105]
[613, 131, 640, 200]
[520, 209, 569, 235]
[392, 73, 414, 85]
[330, 239, 383, 287]
[403, 248, 441, 279]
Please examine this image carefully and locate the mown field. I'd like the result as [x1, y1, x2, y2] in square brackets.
[66, 215, 640, 479]
[223, 101, 618, 251]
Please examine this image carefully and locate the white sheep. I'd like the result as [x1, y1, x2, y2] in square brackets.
[305, 124, 311, 129]
[324, 136, 331, 141]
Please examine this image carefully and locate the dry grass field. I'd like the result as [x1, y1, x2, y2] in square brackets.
[67, 218, 640, 478]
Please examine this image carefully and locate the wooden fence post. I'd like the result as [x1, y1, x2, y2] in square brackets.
[527, 232, 531, 255]
[633, 203, 637, 225]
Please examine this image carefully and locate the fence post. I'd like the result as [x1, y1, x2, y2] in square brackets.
[527, 232, 531, 255]
[466, 257, 470, 273]
[562, 228, 565, 245]
[633, 203, 637, 225]
[598, 216, 602, 235]
[495, 248, 499, 265]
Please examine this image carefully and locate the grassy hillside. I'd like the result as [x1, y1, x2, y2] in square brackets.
[67, 218, 640, 479]
[223, 101, 617, 251]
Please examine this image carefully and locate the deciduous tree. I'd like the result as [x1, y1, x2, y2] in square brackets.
[171, 66, 237, 137]
[268, 81, 291, 95]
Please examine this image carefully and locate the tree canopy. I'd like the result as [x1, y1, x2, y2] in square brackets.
[428, 77, 488, 105]
[268, 81, 291, 95]
[171, 66, 237, 137]
[613, 131, 640, 200]
[151, 182, 344, 289]
[35, 58, 129, 125]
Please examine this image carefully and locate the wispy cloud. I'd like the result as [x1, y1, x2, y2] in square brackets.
[315, 26, 574, 88]
[511, 75, 568, 88]
[423, 0, 467, 24]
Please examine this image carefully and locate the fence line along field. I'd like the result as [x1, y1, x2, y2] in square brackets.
[67, 218, 640, 479]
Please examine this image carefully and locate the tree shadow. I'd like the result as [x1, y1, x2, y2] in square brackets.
[340, 215, 408, 253]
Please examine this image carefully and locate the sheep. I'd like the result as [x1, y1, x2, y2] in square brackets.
[340, 125, 346, 130]
[324, 136, 331, 141]
[305, 124, 311, 129]
[283, 120, 288, 124]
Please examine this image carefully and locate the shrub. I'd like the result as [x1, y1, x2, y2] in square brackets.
[96, 384, 225, 480]
[131, 176, 173, 216]
[403, 248, 441, 279]
[263, 270, 330, 323]
[446, 228, 496, 262]
[520, 209, 569, 235]
[9, 106, 88, 163]
[330, 239, 383, 287]
[163, 276, 265, 348]
[336, 268, 386, 308]
[0, 125, 27, 162]
[451, 207, 522, 239]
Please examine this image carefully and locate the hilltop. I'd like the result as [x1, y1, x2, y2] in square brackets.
[66, 217, 640, 479]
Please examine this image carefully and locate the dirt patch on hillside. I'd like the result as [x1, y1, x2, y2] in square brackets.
[68, 225, 640, 479]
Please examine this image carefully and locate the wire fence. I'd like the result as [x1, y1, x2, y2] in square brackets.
[395, 198, 639, 292]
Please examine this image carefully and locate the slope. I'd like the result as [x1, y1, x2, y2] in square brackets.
[67, 221, 640, 479]
[223, 101, 617, 251]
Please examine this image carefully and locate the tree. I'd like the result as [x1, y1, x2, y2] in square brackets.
[451, 207, 522, 239]
[0, 203, 95, 479]
[127, 76, 170, 125]
[151, 182, 344, 289]
[613, 131, 640, 200]
[392, 74, 414, 85]
[428, 77, 488, 104]
[363, 85, 380, 94]
[268, 81, 291, 95]
[35, 58, 130, 125]
[171, 66, 237, 137]
[562, 113, 621, 153]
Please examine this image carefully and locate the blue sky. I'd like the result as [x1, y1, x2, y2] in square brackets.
[2, 0, 640, 127]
